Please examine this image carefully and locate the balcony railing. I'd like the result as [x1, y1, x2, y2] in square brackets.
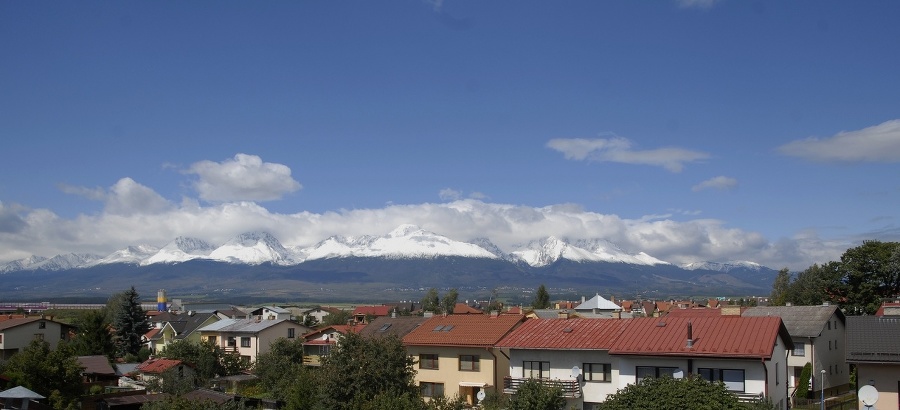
[302, 355, 324, 366]
[503, 376, 581, 398]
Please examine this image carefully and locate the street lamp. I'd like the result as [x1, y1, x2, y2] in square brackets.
[820, 369, 826, 410]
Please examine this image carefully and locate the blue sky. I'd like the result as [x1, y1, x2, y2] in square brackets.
[1, 0, 899, 270]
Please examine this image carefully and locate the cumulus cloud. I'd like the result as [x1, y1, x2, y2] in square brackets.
[0, 202, 27, 233]
[777, 119, 900, 163]
[59, 178, 173, 216]
[185, 154, 302, 202]
[439, 188, 462, 201]
[547, 137, 709, 172]
[692, 176, 738, 192]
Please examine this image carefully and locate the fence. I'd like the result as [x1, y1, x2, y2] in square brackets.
[793, 392, 857, 410]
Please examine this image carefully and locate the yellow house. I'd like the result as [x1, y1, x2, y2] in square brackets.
[403, 314, 525, 406]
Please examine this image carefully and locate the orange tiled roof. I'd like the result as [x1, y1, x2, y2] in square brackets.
[497, 318, 628, 350]
[136, 358, 184, 374]
[352, 305, 392, 316]
[453, 303, 483, 314]
[663, 308, 724, 318]
[403, 314, 524, 347]
[609, 316, 789, 359]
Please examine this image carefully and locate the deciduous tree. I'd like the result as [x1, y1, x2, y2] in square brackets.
[507, 379, 566, 410]
[70, 309, 115, 359]
[0, 339, 84, 409]
[597, 376, 744, 410]
[422, 288, 440, 313]
[441, 288, 459, 315]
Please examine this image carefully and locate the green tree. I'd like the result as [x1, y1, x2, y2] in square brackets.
[322, 309, 352, 326]
[70, 309, 115, 359]
[159, 339, 248, 384]
[113, 286, 151, 358]
[145, 366, 196, 395]
[0, 339, 84, 409]
[532, 284, 551, 309]
[252, 337, 319, 409]
[319, 332, 418, 410]
[441, 288, 459, 315]
[422, 288, 440, 313]
[141, 396, 251, 410]
[597, 376, 744, 410]
[507, 379, 566, 410]
[769, 268, 791, 306]
[796, 362, 812, 399]
[833, 240, 900, 315]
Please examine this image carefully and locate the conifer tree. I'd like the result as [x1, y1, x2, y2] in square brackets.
[113, 286, 150, 358]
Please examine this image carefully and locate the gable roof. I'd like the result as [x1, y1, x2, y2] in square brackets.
[497, 318, 629, 350]
[574, 294, 621, 311]
[453, 303, 483, 314]
[352, 305, 393, 317]
[0, 317, 70, 331]
[357, 316, 428, 339]
[609, 316, 791, 359]
[403, 314, 525, 347]
[136, 358, 184, 374]
[77, 355, 116, 376]
[742, 305, 843, 338]
[198, 318, 305, 334]
[846, 316, 900, 363]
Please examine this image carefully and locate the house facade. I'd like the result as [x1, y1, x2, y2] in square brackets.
[403, 314, 525, 406]
[847, 316, 900, 410]
[0, 316, 73, 360]
[198, 317, 310, 363]
[743, 305, 850, 399]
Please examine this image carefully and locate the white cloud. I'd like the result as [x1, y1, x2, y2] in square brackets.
[185, 154, 302, 202]
[439, 188, 462, 201]
[692, 176, 738, 192]
[676, 0, 720, 9]
[777, 119, 900, 163]
[59, 178, 173, 216]
[547, 137, 709, 172]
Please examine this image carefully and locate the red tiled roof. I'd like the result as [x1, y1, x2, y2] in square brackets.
[403, 314, 524, 347]
[609, 316, 788, 359]
[620, 301, 634, 312]
[352, 305, 392, 316]
[663, 308, 724, 318]
[144, 328, 161, 339]
[136, 358, 184, 374]
[453, 303, 483, 314]
[302, 324, 363, 341]
[875, 302, 900, 316]
[497, 318, 629, 350]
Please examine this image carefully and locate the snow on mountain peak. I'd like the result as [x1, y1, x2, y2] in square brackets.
[299, 225, 498, 260]
[511, 237, 669, 267]
[95, 245, 160, 265]
[680, 260, 763, 272]
[143, 236, 215, 265]
[208, 231, 291, 265]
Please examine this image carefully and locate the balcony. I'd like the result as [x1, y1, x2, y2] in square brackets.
[303, 354, 325, 366]
[503, 376, 581, 398]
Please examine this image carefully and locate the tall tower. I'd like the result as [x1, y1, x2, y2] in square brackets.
[157, 289, 167, 312]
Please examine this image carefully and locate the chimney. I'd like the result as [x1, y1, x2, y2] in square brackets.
[785, 302, 792, 307]
[557, 311, 569, 320]
[582, 296, 586, 304]
[686, 321, 695, 349]
[391, 309, 397, 318]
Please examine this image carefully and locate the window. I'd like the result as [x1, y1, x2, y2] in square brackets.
[792, 341, 806, 356]
[227, 337, 236, 347]
[420, 382, 444, 398]
[699, 368, 745, 392]
[0, 334, 3, 343]
[828, 340, 832, 350]
[459, 355, 480, 371]
[38, 321, 46, 329]
[241, 337, 251, 348]
[288, 328, 295, 339]
[523, 361, 550, 379]
[583, 363, 611, 382]
[636, 366, 678, 382]
[207, 336, 216, 344]
[419, 354, 439, 370]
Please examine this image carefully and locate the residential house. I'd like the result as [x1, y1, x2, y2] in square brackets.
[846, 316, 900, 410]
[296, 306, 342, 326]
[403, 314, 525, 406]
[77, 355, 119, 389]
[352, 305, 393, 325]
[609, 316, 792, 410]
[0, 316, 73, 360]
[144, 311, 219, 354]
[301, 325, 362, 366]
[452, 303, 483, 315]
[496, 317, 630, 409]
[743, 305, 850, 398]
[135, 358, 194, 390]
[574, 294, 623, 318]
[248, 306, 292, 321]
[198, 317, 310, 364]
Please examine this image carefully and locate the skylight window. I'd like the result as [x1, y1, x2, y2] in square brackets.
[378, 324, 392, 332]
[442, 325, 454, 332]
[433, 325, 445, 332]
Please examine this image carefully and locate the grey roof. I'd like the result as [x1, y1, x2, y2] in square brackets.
[742, 305, 843, 338]
[198, 318, 303, 333]
[251, 306, 290, 315]
[357, 316, 427, 339]
[0, 386, 45, 399]
[846, 316, 900, 363]
[77, 355, 116, 375]
[574, 294, 621, 311]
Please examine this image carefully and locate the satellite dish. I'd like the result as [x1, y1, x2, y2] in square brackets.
[476, 390, 486, 401]
[673, 368, 684, 379]
[571, 366, 581, 379]
[858, 385, 879, 406]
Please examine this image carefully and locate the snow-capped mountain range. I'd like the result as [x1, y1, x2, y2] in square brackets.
[0, 224, 760, 273]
